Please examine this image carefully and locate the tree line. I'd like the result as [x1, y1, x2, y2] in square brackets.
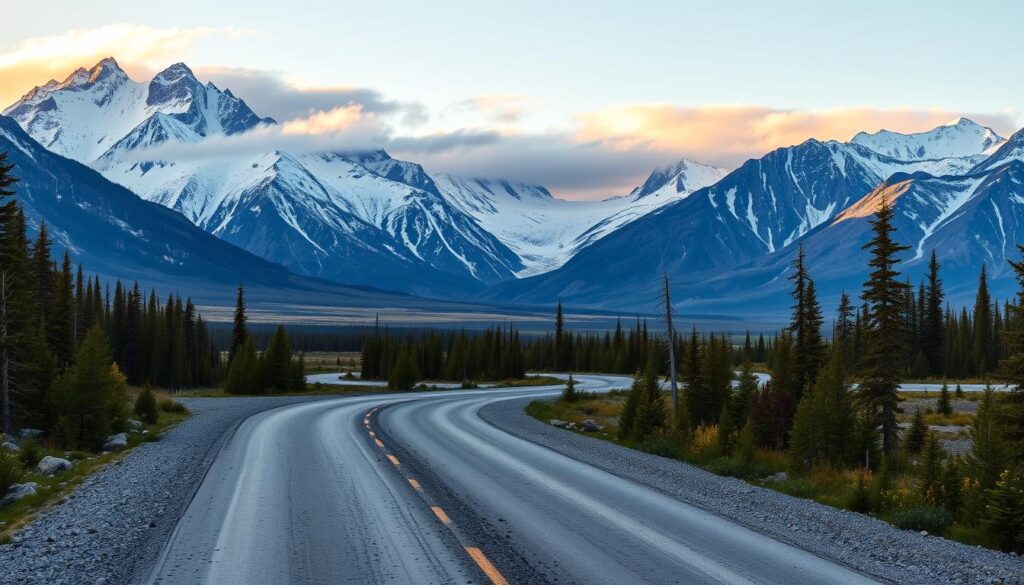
[0, 153, 218, 448]
[610, 201, 1024, 552]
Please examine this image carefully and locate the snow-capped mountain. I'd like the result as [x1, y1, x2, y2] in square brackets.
[434, 159, 728, 276]
[3, 58, 273, 163]
[851, 118, 1004, 164]
[4, 58, 728, 294]
[488, 121, 1024, 312]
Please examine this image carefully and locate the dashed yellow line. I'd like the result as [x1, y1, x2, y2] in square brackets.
[364, 408, 508, 585]
[465, 547, 509, 585]
[431, 506, 452, 525]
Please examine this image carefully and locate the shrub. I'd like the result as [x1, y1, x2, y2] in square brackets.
[0, 454, 22, 495]
[158, 398, 187, 414]
[777, 478, 818, 499]
[891, 505, 952, 533]
[17, 440, 43, 469]
[135, 387, 159, 424]
[638, 433, 680, 459]
[845, 469, 872, 513]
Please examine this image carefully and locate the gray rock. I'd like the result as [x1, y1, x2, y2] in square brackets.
[18, 428, 44, 440]
[580, 419, 604, 432]
[1, 482, 38, 507]
[2, 441, 19, 453]
[764, 471, 789, 483]
[550, 419, 568, 428]
[127, 419, 143, 430]
[36, 456, 73, 476]
[102, 433, 128, 451]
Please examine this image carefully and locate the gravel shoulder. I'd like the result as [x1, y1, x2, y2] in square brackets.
[480, 397, 1024, 585]
[0, 395, 326, 585]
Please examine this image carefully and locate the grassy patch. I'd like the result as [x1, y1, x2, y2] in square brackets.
[0, 401, 189, 542]
[524, 394, 1005, 552]
[490, 375, 565, 388]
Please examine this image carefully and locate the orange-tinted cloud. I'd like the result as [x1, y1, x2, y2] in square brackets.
[0, 24, 248, 106]
[574, 104, 1019, 167]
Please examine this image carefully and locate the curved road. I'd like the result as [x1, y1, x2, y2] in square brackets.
[147, 374, 878, 585]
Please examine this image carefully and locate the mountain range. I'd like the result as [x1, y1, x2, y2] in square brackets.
[3, 58, 726, 296]
[4, 57, 1024, 318]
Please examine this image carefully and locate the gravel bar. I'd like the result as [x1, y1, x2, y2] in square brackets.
[480, 397, 1024, 585]
[0, 395, 327, 585]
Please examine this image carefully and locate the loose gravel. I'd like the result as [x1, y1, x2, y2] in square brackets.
[481, 397, 1024, 585]
[0, 395, 324, 585]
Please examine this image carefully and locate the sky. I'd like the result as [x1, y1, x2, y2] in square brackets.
[2, 0, 1023, 199]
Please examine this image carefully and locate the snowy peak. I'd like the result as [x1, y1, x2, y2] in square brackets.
[631, 158, 729, 200]
[851, 118, 1004, 161]
[973, 127, 1024, 174]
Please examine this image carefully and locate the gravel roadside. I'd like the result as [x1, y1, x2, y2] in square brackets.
[0, 395, 326, 585]
[480, 397, 1024, 585]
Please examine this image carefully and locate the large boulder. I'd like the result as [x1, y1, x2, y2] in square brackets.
[36, 456, 72, 476]
[127, 418, 143, 429]
[2, 441, 18, 453]
[102, 432, 129, 451]
[580, 419, 604, 432]
[0, 482, 37, 507]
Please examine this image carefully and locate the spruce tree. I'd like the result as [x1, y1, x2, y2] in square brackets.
[229, 283, 248, 366]
[224, 338, 259, 395]
[965, 387, 1008, 491]
[936, 380, 953, 416]
[834, 292, 854, 372]
[904, 408, 927, 455]
[562, 373, 579, 402]
[50, 326, 128, 450]
[387, 347, 420, 391]
[917, 431, 945, 502]
[858, 199, 910, 455]
[985, 466, 1024, 553]
[973, 265, 993, 374]
[923, 251, 945, 374]
[789, 245, 825, 397]
[261, 325, 294, 392]
[999, 245, 1024, 462]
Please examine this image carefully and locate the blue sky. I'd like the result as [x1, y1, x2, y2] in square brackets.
[3, 1, 1022, 197]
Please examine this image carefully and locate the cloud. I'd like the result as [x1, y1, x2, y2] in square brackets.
[0, 24, 247, 106]
[574, 104, 1020, 168]
[444, 94, 540, 125]
[196, 66, 428, 125]
[121, 106, 498, 164]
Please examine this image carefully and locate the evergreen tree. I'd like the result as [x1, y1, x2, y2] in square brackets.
[937, 380, 953, 416]
[562, 373, 579, 402]
[261, 325, 294, 392]
[999, 245, 1024, 462]
[618, 369, 644, 441]
[985, 466, 1024, 553]
[387, 347, 420, 391]
[923, 251, 945, 374]
[50, 326, 128, 449]
[973, 265, 994, 374]
[858, 199, 910, 455]
[788, 351, 854, 472]
[631, 359, 666, 443]
[834, 292, 854, 372]
[223, 338, 259, 395]
[229, 283, 248, 366]
[965, 387, 1008, 491]
[134, 386, 159, 425]
[789, 245, 825, 397]
[904, 408, 927, 455]
[917, 431, 945, 502]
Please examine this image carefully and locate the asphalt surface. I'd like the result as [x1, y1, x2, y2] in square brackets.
[146, 374, 882, 585]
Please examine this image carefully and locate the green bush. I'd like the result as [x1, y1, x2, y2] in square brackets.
[777, 478, 819, 499]
[135, 387, 159, 424]
[638, 433, 680, 459]
[158, 398, 187, 414]
[17, 440, 43, 469]
[891, 505, 952, 533]
[0, 454, 22, 495]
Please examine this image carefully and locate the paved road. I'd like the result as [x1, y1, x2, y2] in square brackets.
[146, 373, 881, 585]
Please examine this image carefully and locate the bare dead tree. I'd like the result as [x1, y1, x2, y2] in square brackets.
[660, 273, 679, 414]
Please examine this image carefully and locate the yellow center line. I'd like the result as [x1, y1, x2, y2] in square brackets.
[387, 454, 401, 466]
[407, 478, 421, 490]
[431, 506, 451, 525]
[464, 547, 509, 585]
[374, 438, 384, 448]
